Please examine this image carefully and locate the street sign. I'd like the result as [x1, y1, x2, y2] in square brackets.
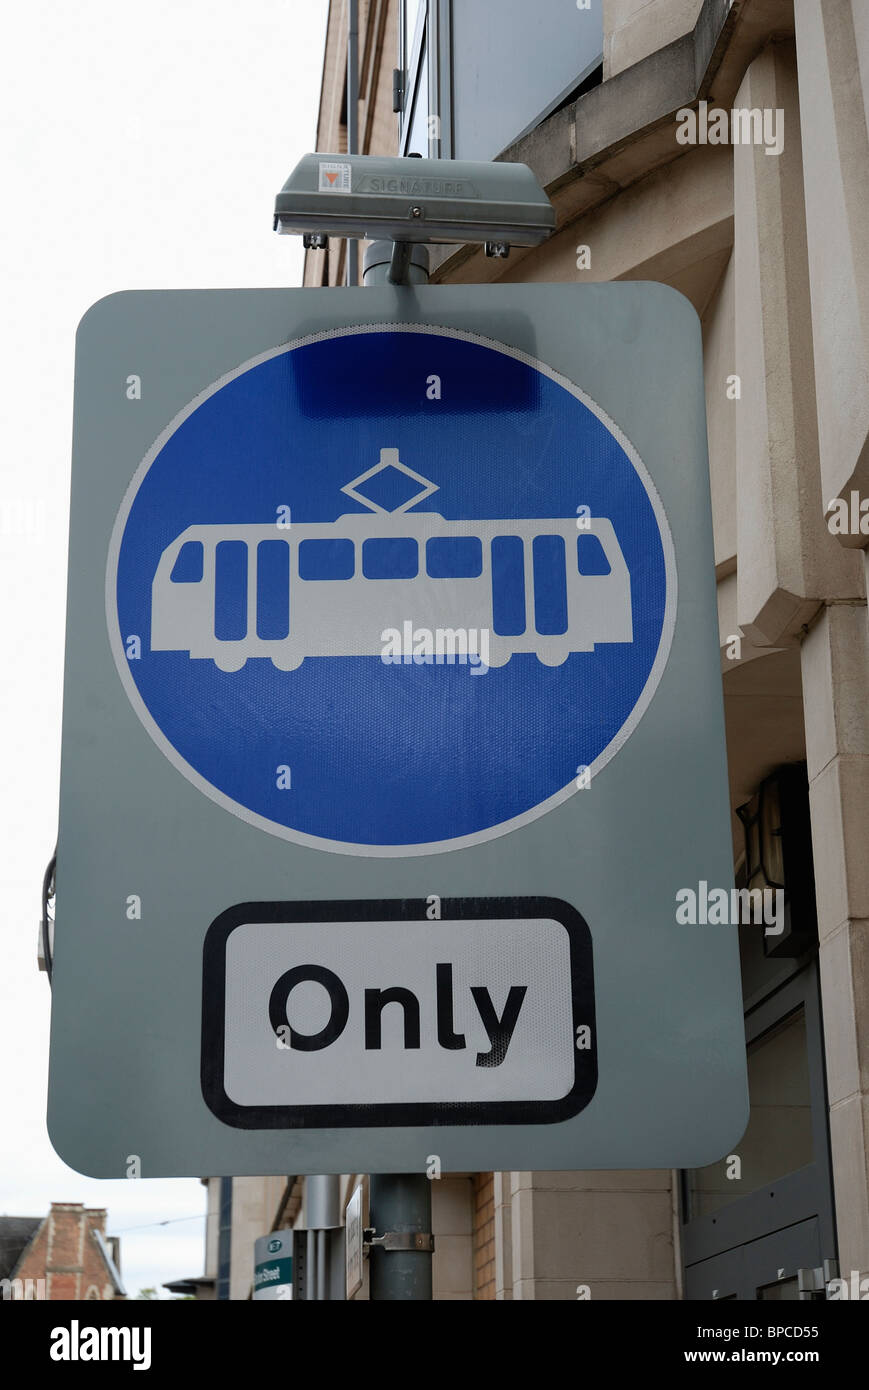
[109, 321, 667, 853]
[345, 1186, 364, 1301]
[253, 1232, 293, 1301]
[49, 282, 748, 1177]
[201, 897, 595, 1127]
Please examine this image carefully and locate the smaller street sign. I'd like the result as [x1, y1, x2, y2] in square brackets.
[252, 1232, 293, 1301]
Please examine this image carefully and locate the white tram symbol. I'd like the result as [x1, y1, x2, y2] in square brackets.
[150, 449, 633, 672]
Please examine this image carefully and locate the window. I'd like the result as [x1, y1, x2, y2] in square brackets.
[362, 537, 418, 579]
[398, 1, 446, 157]
[532, 535, 568, 635]
[426, 536, 482, 578]
[680, 783, 835, 1303]
[685, 1009, 815, 1222]
[681, 963, 835, 1301]
[405, 39, 430, 158]
[214, 540, 247, 642]
[576, 534, 611, 575]
[405, 0, 424, 41]
[170, 540, 203, 583]
[491, 536, 525, 636]
[256, 539, 290, 640]
[298, 538, 354, 581]
[399, 2, 603, 163]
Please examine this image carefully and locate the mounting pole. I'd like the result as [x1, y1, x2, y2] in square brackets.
[367, 1174, 433, 1301]
[362, 240, 430, 288]
[345, 0, 359, 285]
[358, 241, 433, 1299]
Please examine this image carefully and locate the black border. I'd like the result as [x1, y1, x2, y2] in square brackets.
[201, 896, 596, 1129]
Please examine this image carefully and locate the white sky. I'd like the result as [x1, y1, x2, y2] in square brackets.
[0, 0, 329, 1299]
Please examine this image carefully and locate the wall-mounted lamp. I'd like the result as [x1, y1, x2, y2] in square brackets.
[736, 763, 818, 959]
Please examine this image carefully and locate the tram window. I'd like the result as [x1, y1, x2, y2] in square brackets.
[426, 536, 483, 578]
[533, 535, 568, 635]
[170, 540, 204, 583]
[214, 541, 247, 642]
[362, 537, 418, 579]
[256, 539, 290, 640]
[491, 536, 526, 636]
[577, 534, 611, 575]
[298, 538, 355, 580]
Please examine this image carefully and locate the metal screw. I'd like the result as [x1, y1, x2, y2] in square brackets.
[411, 206, 423, 218]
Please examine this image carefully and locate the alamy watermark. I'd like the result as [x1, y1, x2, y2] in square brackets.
[826, 491, 869, 536]
[381, 621, 490, 673]
[676, 101, 784, 156]
[828, 1271, 869, 1299]
[1, 1277, 46, 1300]
[50, 1322, 151, 1370]
[676, 881, 784, 935]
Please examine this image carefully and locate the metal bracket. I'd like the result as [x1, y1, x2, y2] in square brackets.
[387, 239, 414, 285]
[363, 1228, 434, 1253]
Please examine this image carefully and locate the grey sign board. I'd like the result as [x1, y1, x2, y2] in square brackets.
[48, 282, 747, 1177]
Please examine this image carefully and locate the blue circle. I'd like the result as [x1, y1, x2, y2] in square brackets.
[113, 327, 670, 850]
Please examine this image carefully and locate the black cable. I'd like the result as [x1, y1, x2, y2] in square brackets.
[41, 849, 56, 986]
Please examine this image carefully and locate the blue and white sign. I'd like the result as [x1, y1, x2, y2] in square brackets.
[108, 324, 676, 856]
[52, 284, 746, 1178]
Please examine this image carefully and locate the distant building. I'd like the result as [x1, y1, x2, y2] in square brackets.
[0, 1203, 125, 1300]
